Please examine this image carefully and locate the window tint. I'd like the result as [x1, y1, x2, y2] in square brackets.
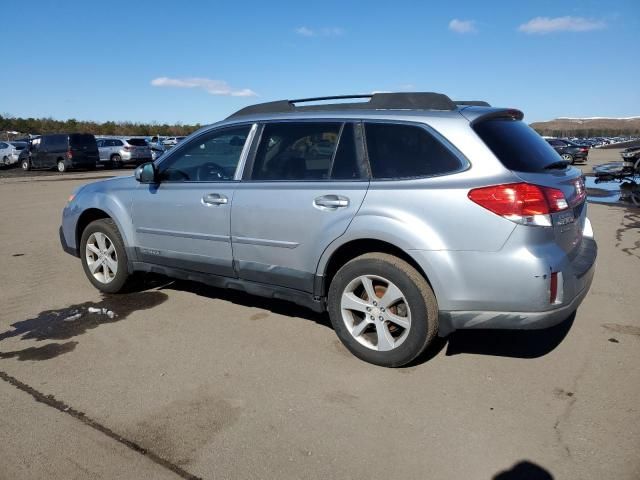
[474, 118, 563, 172]
[0, 142, 7, 149]
[69, 134, 95, 148]
[365, 123, 463, 179]
[127, 138, 147, 146]
[252, 122, 340, 181]
[160, 125, 250, 182]
[113, 139, 123, 146]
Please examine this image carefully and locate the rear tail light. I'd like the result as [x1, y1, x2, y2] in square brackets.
[580, 148, 588, 153]
[67, 149, 73, 159]
[124, 146, 133, 152]
[549, 272, 558, 304]
[468, 182, 568, 227]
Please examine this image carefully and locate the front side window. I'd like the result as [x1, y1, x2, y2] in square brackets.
[365, 123, 464, 179]
[251, 122, 348, 181]
[159, 125, 250, 182]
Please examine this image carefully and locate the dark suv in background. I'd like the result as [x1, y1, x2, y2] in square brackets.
[22, 134, 98, 172]
[546, 138, 589, 164]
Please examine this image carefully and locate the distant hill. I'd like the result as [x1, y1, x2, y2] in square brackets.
[530, 117, 640, 137]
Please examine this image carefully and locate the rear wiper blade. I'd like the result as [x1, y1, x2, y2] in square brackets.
[544, 160, 570, 169]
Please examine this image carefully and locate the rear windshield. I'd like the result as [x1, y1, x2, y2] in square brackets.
[473, 118, 562, 172]
[69, 134, 97, 147]
[127, 138, 148, 146]
[10, 142, 27, 150]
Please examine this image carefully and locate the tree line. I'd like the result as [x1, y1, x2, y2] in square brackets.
[0, 115, 201, 137]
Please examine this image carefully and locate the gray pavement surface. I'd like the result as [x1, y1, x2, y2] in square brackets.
[0, 149, 638, 480]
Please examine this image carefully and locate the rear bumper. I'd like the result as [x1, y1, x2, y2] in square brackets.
[410, 222, 597, 336]
[438, 259, 594, 335]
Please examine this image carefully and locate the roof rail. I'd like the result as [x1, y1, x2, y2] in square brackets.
[455, 100, 491, 107]
[227, 92, 458, 119]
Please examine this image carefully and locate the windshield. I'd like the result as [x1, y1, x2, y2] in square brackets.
[474, 117, 563, 172]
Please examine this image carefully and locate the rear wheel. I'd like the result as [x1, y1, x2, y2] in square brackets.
[110, 154, 122, 169]
[561, 153, 574, 164]
[80, 219, 131, 293]
[328, 253, 438, 367]
[57, 160, 67, 172]
[2, 156, 8, 166]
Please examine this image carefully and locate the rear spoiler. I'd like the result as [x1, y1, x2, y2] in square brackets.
[460, 107, 525, 124]
[455, 100, 491, 107]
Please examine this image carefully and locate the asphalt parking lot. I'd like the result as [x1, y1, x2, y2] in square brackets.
[0, 149, 638, 480]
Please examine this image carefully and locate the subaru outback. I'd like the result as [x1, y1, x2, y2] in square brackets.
[60, 93, 597, 367]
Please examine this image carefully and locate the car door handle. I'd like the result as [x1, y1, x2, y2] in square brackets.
[202, 193, 228, 205]
[314, 194, 349, 209]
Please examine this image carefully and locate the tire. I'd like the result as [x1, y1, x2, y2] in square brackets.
[80, 218, 131, 294]
[110, 154, 122, 169]
[21, 158, 31, 171]
[561, 153, 574, 164]
[328, 253, 438, 367]
[2, 156, 8, 166]
[57, 159, 67, 173]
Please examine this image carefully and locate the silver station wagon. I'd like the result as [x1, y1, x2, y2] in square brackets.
[60, 93, 596, 367]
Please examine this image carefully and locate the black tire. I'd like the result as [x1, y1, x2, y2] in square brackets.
[21, 158, 31, 171]
[2, 156, 8, 166]
[328, 253, 438, 367]
[110, 154, 122, 169]
[57, 159, 67, 173]
[80, 218, 131, 294]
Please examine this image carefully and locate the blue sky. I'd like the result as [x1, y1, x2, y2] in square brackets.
[3, 0, 639, 124]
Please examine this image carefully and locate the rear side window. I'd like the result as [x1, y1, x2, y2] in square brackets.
[251, 122, 341, 181]
[474, 118, 563, 172]
[365, 123, 463, 179]
[127, 138, 147, 146]
[70, 134, 96, 147]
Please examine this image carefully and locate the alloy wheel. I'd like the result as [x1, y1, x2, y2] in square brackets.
[340, 275, 411, 351]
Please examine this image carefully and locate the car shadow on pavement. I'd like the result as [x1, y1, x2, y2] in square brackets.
[492, 460, 554, 479]
[159, 278, 332, 329]
[152, 275, 574, 364]
[444, 313, 575, 359]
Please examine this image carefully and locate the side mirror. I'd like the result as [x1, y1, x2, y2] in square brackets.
[135, 162, 158, 183]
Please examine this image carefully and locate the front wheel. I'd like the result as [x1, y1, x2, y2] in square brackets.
[80, 219, 131, 293]
[21, 158, 31, 171]
[328, 253, 438, 367]
[57, 160, 67, 172]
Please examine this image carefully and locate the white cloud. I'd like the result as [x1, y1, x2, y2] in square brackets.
[150, 77, 257, 97]
[294, 26, 344, 37]
[518, 16, 606, 34]
[449, 19, 477, 34]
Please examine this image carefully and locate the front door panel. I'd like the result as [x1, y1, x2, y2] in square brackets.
[131, 183, 236, 276]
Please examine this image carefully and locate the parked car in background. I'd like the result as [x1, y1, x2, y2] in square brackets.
[96, 138, 152, 168]
[621, 146, 640, 172]
[546, 138, 589, 164]
[60, 92, 596, 367]
[162, 136, 186, 147]
[9, 142, 28, 164]
[149, 143, 166, 161]
[0, 141, 17, 166]
[22, 134, 98, 172]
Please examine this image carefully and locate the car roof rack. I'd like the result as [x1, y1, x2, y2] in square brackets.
[454, 100, 491, 107]
[227, 92, 458, 119]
